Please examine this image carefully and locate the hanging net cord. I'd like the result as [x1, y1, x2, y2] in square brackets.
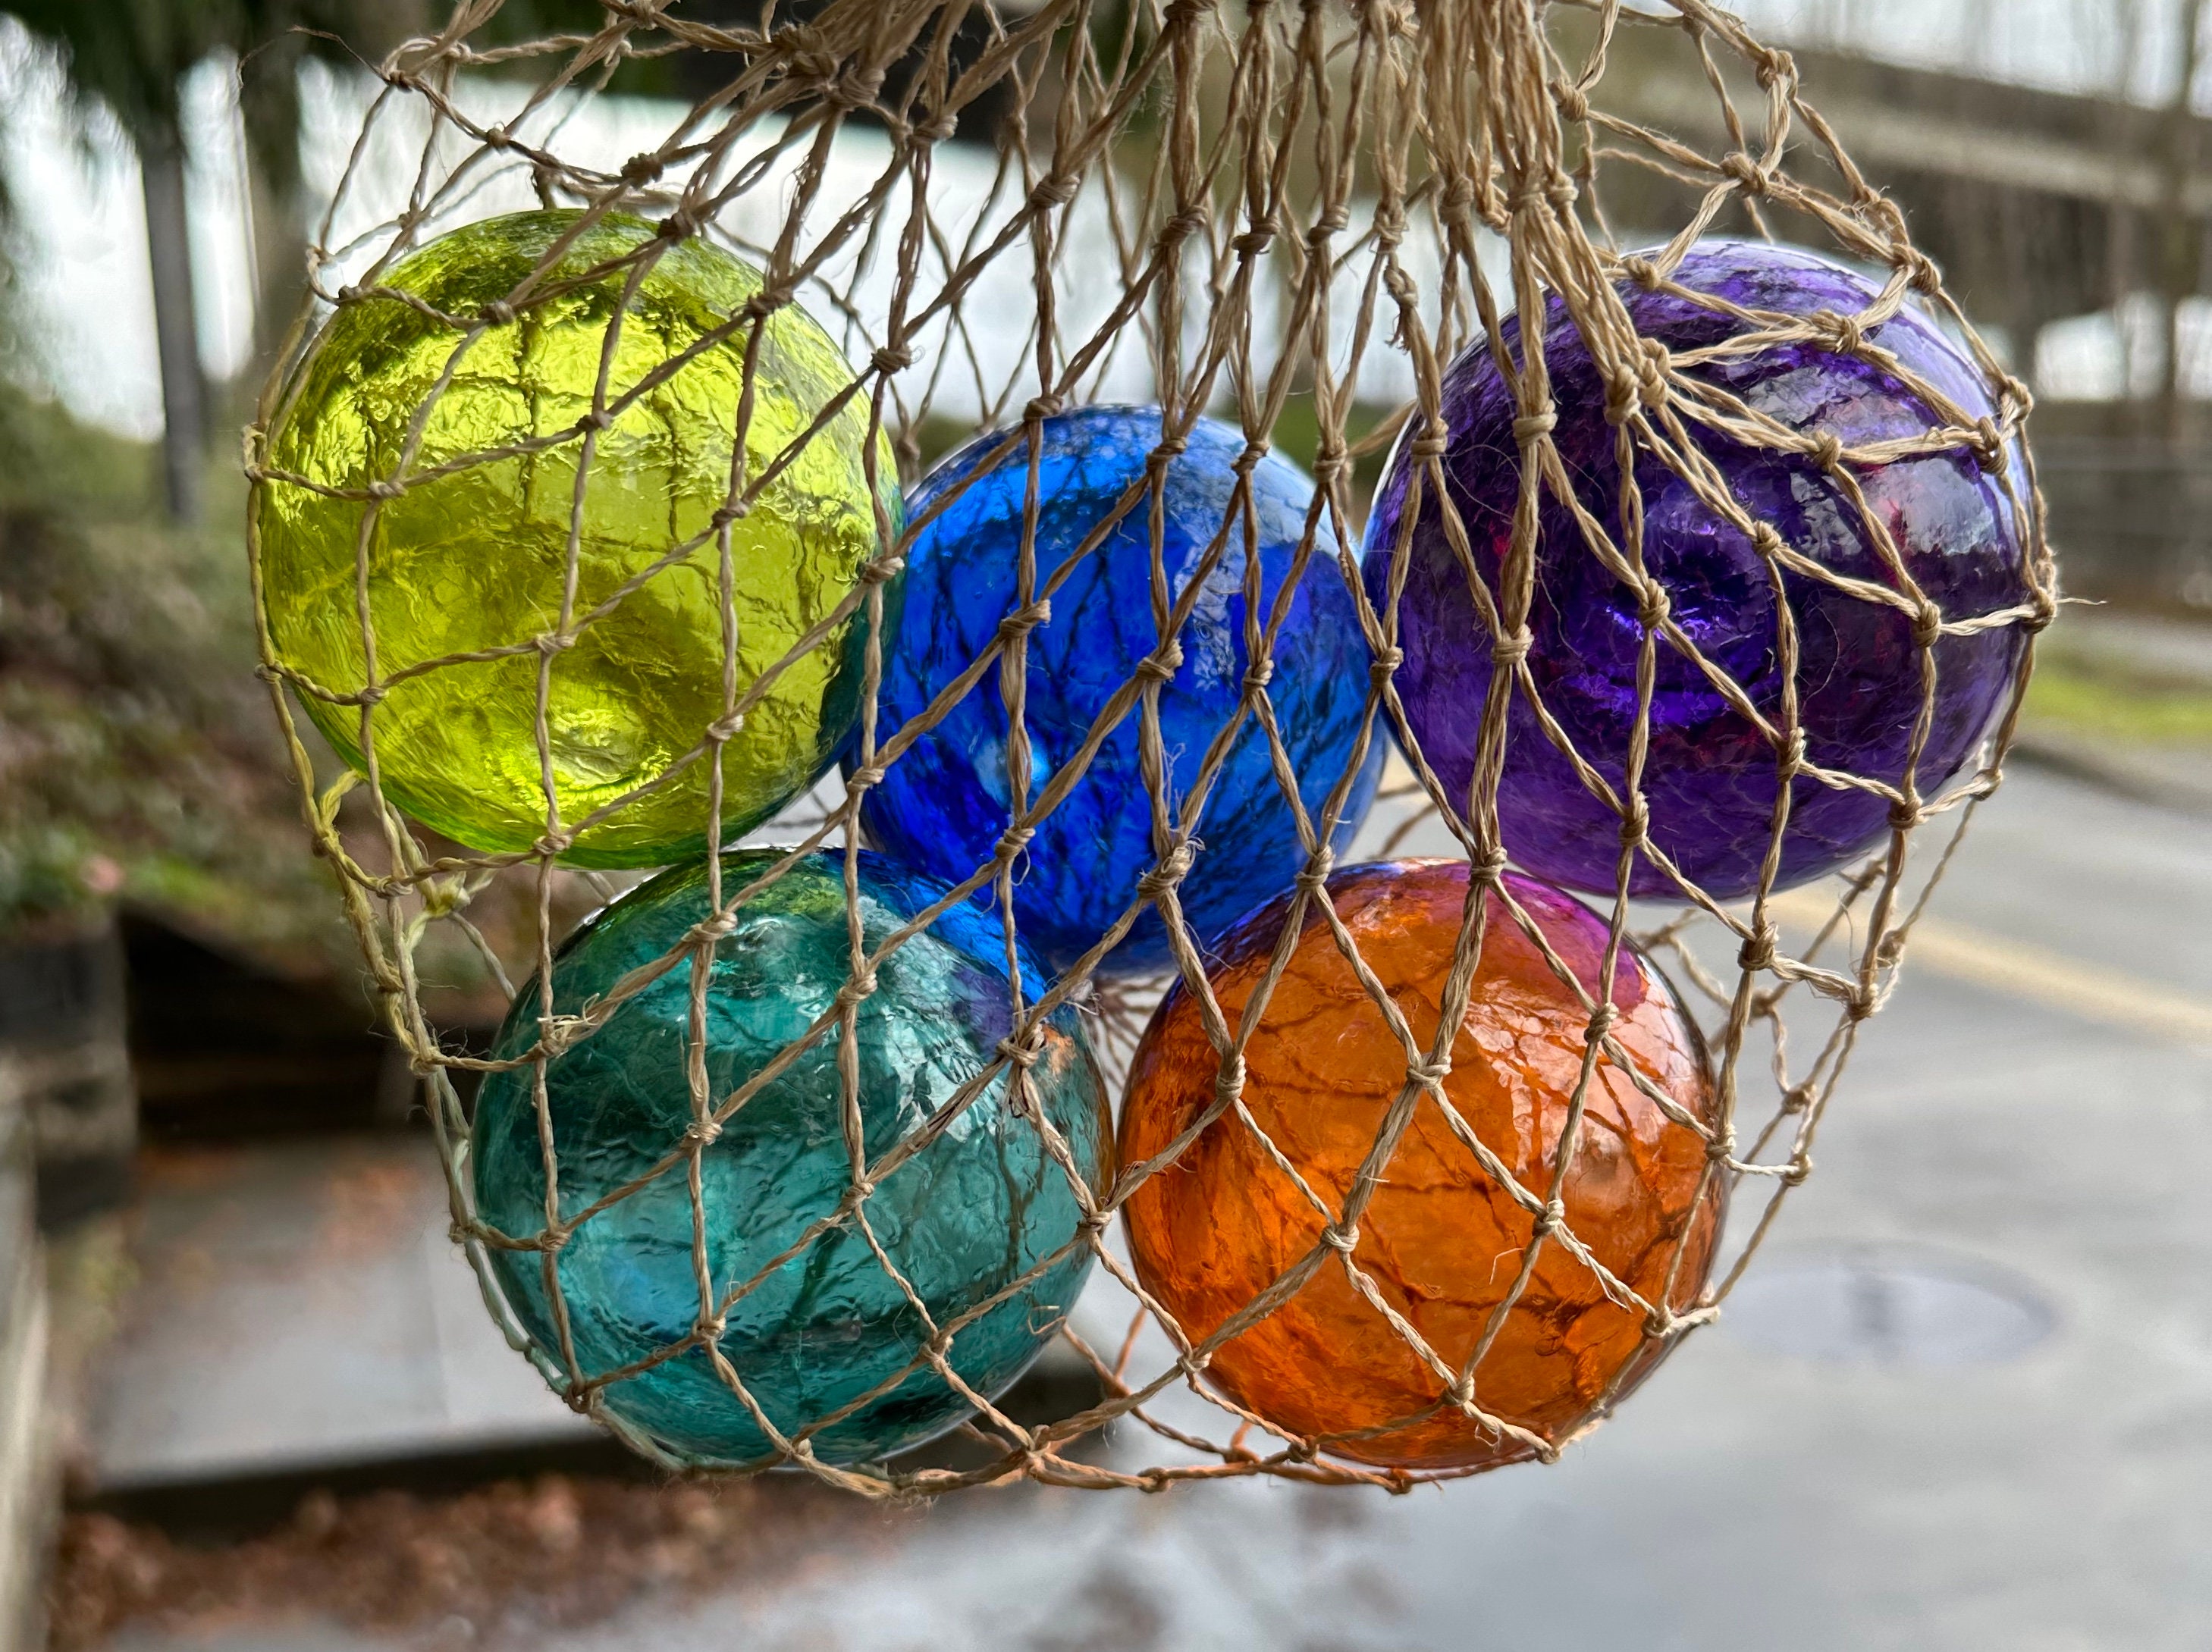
[243, 0, 2057, 1498]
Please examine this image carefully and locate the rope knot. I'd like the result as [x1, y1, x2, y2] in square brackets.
[1603, 368, 1643, 426]
[996, 601, 1050, 644]
[620, 152, 663, 185]
[1293, 854, 1335, 898]
[1407, 419, 1450, 461]
[1636, 338, 1672, 409]
[996, 1035, 1041, 1071]
[1159, 208, 1210, 248]
[1582, 1002, 1617, 1042]
[1405, 1056, 1451, 1088]
[1024, 393, 1065, 425]
[1032, 172, 1081, 208]
[913, 109, 959, 143]
[833, 62, 884, 107]
[1737, 927, 1777, 971]
[1369, 644, 1404, 684]
[837, 968, 880, 1005]
[1232, 220, 1279, 257]
[533, 829, 575, 858]
[1320, 1222, 1360, 1254]
[484, 124, 512, 151]
[1513, 410, 1557, 443]
[711, 501, 749, 529]
[1809, 432, 1846, 470]
[1972, 415, 2008, 474]
[846, 761, 886, 791]
[707, 710, 746, 742]
[1134, 644, 1184, 684]
[657, 208, 698, 242]
[1533, 1198, 1568, 1236]
[871, 343, 914, 374]
[861, 553, 905, 585]
[1136, 839, 1198, 900]
[1637, 583, 1670, 629]
[996, 823, 1036, 861]
[1721, 152, 1774, 196]
[365, 478, 404, 501]
[1213, 1051, 1247, 1104]
[1911, 602, 1944, 650]
[1491, 629, 1534, 667]
[691, 909, 739, 945]
[1814, 309, 1867, 355]
[480, 299, 517, 327]
[1552, 81, 1591, 123]
[1242, 657, 1274, 694]
[1887, 796, 1922, 831]
[682, 1118, 723, 1149]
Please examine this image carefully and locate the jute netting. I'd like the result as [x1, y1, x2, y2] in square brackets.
[243, 0, 2056, 1497]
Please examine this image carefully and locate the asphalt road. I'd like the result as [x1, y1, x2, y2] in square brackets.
[108, 763, 2212, 1652]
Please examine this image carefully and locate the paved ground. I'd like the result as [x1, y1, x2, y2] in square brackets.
[87, 763, 2212, 1650]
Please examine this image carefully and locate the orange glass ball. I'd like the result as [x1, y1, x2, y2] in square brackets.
[1119, 860, 1722, 1471]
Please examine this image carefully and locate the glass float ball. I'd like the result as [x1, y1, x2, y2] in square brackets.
[257, 209, 902, 868]
[1119, 860, 1720, 1471]
[859, 406, 1383, 976]
[1363, 240, 2031, 900]
[470, 848, 1110, 1467]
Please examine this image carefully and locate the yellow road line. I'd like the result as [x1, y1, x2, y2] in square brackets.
[1765, 889, 2212, 1048]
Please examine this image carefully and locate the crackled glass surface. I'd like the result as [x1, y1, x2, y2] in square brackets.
[471, 848, 1109, 1466]
[258, 209, 902, 868]
[858, 406, 1382, 975]
[1363, 240, 2029, 899]
[1119, 860, 1719, 1471]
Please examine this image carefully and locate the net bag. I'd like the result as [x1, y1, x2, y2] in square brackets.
[245, 0, 2055, 1496]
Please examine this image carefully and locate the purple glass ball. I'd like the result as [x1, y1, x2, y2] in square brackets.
[1363, 240, 2030, 900]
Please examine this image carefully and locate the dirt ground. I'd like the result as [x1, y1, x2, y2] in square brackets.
[46, 1472, 890, 1648]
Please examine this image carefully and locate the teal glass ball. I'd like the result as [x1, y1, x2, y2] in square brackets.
[470, 848, 1111, 1467]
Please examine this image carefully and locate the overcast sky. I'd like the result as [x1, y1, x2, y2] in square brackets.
[0, 1, 2200, 440]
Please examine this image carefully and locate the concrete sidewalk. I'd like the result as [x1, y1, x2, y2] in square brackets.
[53, 763, 2212, 1652]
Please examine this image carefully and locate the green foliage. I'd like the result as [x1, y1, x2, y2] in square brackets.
[0, 383, 332, 942]
[2025, 654, 2212, 746]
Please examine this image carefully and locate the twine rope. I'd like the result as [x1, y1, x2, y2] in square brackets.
[245, 0, 2055, 1498]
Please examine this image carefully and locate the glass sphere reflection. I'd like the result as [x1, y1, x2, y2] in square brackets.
[859, 406, 1382, 974]
[1363, 240, 2029, 899]
[257, 209, 902, 867]
[471, 848, 1109, 1466]
[1119, 860, 1720, 1471]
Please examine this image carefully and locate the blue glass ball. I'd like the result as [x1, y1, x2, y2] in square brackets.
[859, 406, 1384, 975]
[470, 848, 1110, 1468]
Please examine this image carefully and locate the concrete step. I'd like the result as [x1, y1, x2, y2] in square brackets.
[86, 1136, 596, 1498]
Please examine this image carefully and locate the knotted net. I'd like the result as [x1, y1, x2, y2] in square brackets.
[245, 0, 2057, 1497]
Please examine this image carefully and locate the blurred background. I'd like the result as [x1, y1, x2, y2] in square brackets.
[0, 0, 2206, 1647]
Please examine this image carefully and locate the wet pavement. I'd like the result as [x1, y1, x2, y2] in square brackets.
[83, 764, 2212, 1650]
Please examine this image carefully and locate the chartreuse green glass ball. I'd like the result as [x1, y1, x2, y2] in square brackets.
[471, 848, 1111, 1466]
[256, 209, 902, 867]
